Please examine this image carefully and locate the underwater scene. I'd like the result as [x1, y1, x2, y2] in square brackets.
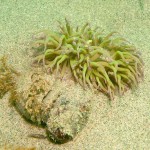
[0, 0, 150, 149]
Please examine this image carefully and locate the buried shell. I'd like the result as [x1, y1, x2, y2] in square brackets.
[32, 19, 144, 100]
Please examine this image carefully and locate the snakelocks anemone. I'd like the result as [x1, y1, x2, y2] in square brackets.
[32, 19, 144, 100]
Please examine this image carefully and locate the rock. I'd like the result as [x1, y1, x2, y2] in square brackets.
[15, 72, 54, 125]
[46, 95, 91, 144]
[14, 70, 93, 144]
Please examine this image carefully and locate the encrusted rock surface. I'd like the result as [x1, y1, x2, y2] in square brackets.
[14, 70, 93, 144]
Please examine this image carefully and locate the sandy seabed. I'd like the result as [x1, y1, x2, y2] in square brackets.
[0, 0, 150, 149]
